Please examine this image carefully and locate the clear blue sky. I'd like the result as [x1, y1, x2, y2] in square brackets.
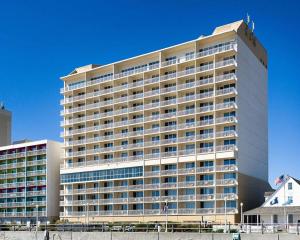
[0, 0, 299, 185]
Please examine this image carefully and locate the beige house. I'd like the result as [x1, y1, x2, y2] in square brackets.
[59, 20, 270, 224]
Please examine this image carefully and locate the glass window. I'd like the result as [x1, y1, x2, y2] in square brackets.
[185, 162, 195, 168]
[185, 202, 195, 209]
[152, 191, 160, 197]
[224, 187, 236, 194]
[201, 201, 214, 209]
[152, 178, 159, 184]
[288, 182, 292, 190]
[224, 139, 236, 145]
[152, 203, 160, 209]
[224, 173, 236, 179]
[224, 159, 236, 165]
[273, 215, 278, 224]
[185, 188, 195, 195]
[61, 166, 143, 183]
[186, 175, 195, 182]
[167, 202, 177, 209]
[152, 166, 159, 172]
[201, 188, 214, 195]
[226, 200, 236, 208]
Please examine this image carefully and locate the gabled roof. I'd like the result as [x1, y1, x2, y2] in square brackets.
[291, 176, 300, 185]
[261, 175, 300, 207]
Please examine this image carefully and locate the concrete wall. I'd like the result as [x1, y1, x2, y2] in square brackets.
[0, 108, 11, 147]
[236, 35, 271, 213]
[236, 35, 268, 182]
[46, 141, 63, 221]
[0, 231, 299, 240]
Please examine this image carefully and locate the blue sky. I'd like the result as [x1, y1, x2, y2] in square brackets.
[0, 0, 299, 184]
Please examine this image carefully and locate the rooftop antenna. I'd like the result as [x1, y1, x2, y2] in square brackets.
[251, 20, 255, 32]
[246, 13, 250, 25]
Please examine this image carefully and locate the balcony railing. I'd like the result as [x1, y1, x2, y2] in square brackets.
[60, 207, 238, 217]
[60, 41, 236, 99]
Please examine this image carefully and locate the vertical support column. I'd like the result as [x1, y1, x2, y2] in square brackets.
[213, 54, 217, 216]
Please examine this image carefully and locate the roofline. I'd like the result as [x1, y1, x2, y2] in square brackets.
[0, 139, 61, 150]
[262, 176, 291, 207]
[60, 28, 237, 80]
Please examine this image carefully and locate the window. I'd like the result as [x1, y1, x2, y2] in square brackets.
[185, 131, 195, 137]
[185, 188, 195, 195]
[224, 159, 236, 165]
[200, 174, 213, 181]
[224, 126, 236, 131]
[152, 203, 160, 209]
[225, 200, 236, 208]
[200, 188, 214, 195]
[200, 161, 214, 167]
[61, 167, 143, 183]
[152, 166, 159, 172]
[288, 182, 293, 190]
[185, 175, 195, 182]
[224, 187, 236, 194]
[288, 196, 293, 204]
[152, 178, 159, 184]
[273, 215, 278, 224]
[288, 214, 293, 224]
[152, 191, 160, 197]
[224, 173, 236, 179]
[165, 146, 177, 152]
[201, 201, 214, 209]
[152, 149, 160, 154]
[224, 139, 236, 145]
[185, 202, 195, 209]
[165, 177, 177, 183]
[224, 111, 236, 117]
[185, 162, 195, 169]
[165, 190, 177, 196]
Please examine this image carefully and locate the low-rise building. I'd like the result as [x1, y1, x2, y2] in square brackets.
[244, 176, 300, 225]
[0, 140, 62, 223]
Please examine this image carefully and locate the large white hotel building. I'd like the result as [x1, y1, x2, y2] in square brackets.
[60, 20, 270, 223]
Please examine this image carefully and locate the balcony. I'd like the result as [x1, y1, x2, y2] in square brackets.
[26, 180, 46, 187]
[61, 101, 237, 129]
[27, 169, 46, 176]
[215, 87, 237, 96]
[215, 73, 237, 83]
[216, 178, 238, 186]
[215, 193, 238, 200]
[197, 194, 215, 201]
[27, 201, 46, 207]
[215, 58, 237, 69]
[60, 41, 237, 100]
[215, 102, 237, 111]
[26, 190, 46, 197]
[62, 147, 238, 168]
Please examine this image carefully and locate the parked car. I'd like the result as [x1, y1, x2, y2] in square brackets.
[125, 225, 135, 232]
[111, 225, 122, 231]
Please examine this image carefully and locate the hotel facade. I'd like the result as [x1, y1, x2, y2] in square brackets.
[60, 20, 270, 224]
[0, 140, 62, 223]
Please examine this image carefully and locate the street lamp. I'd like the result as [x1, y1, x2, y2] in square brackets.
[224, 197, 227, 233]
[35, 204, 39, 240]
[240, 202, 244, 225]
[86, 203, 89, 226]
[165, 200, 168, 232]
